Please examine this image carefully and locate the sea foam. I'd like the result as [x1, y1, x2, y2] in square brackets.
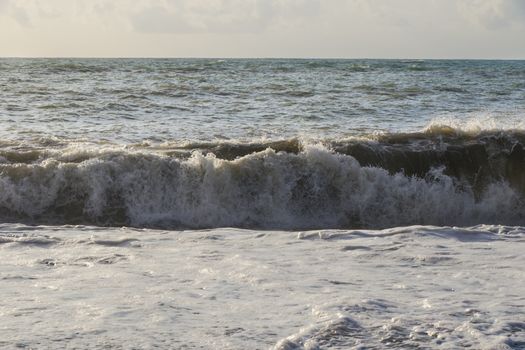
[0, 136, 523, 229]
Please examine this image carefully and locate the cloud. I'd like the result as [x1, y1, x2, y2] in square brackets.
[130, 0, 321, 34]
[0, 0, 9, 11]
[504, 0, 525, 18]
[1, 0, 524, 58]
[131, 6, 198, 33]
[458, 0, 525, 28]
[0, 0, 31, 27]
[11, 5, 31, 26]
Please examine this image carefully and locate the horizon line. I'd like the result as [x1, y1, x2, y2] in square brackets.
[1, 56, 525, 61]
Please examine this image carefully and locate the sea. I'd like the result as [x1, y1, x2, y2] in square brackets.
[0, 58, 524, 349]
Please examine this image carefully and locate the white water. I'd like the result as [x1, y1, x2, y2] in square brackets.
[1, 143, 523, 229]
[1, 224, 524, 349]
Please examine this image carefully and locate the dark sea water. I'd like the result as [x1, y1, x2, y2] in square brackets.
[1, 59, 525, 349]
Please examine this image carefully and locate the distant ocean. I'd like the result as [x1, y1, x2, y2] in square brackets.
[1, 59, 524, 349]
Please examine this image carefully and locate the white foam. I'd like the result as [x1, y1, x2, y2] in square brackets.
[1, 224, 523, 348]
[0, 143, 523, 228]
[424, 112, 525, 135]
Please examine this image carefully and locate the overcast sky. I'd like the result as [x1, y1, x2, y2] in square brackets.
[0, 0, 524, 58]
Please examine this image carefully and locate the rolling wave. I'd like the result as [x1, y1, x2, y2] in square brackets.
[0, 128, 524, 229]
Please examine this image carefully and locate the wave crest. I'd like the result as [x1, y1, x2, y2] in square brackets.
[0, 138, 523, 229]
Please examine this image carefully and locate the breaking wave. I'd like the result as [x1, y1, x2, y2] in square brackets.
[0, 128, 524, 229]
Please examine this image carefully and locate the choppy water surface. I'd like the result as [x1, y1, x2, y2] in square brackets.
[1, 58, 524, 142]
[1, 59, 525, 349]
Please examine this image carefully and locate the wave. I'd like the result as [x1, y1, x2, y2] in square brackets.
[0, 129, 524, 229]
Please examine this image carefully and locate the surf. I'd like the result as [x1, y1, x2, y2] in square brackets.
[0, 130, 523, 229]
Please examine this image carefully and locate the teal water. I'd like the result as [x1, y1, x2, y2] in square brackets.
[1, 58, 524, 143]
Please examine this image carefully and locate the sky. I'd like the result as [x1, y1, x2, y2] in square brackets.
[0, 0, 524, 58]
